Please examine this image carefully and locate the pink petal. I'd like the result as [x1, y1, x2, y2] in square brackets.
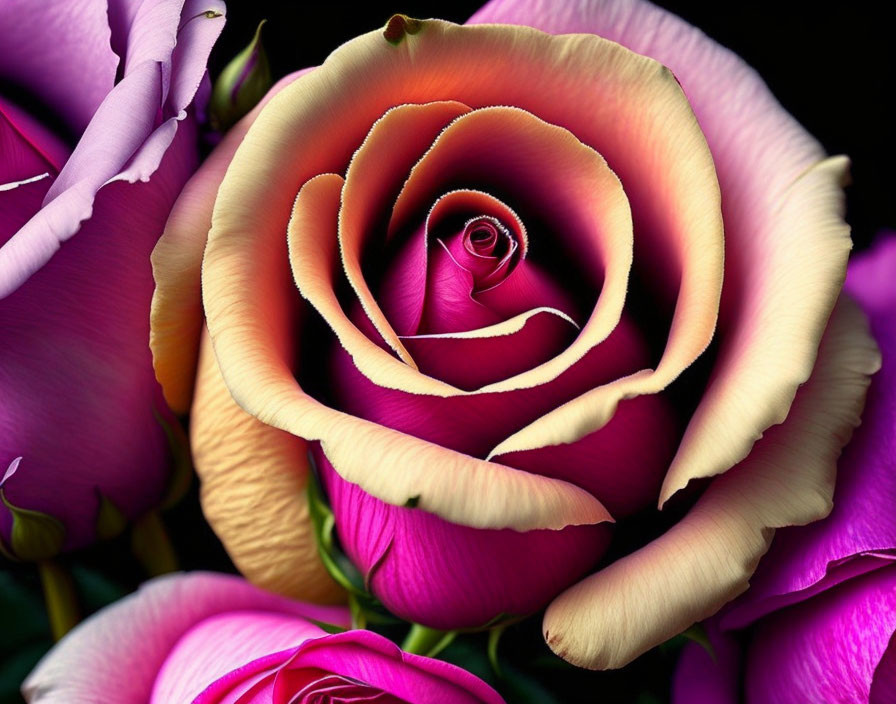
[723, 235, 896, 629]
[22, 572, 350, 704]
[282, 630, 506, 704]
[151, 611, 323, 704]
[744, 565, 896, 704]
[318, 447, 610, 629]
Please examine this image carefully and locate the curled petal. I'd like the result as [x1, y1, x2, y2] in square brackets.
[542, 295, 880, 669]
[151, 68, 311, 414]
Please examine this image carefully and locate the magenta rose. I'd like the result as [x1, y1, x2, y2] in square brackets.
[673, 234, 896, 704]
[0, 1, 224, 556]
[21, 572, 505, 704]
[150, 0, 880, 670]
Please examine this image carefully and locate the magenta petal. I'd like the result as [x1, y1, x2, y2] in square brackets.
[496, 391, 678, 517]
[318, 448, 609, 629]
[401, 308, 578, 391]
[0, 98, 69, 183]
[723, 235, 896, 629]
[672, 629, 742, 704]
[0, 124, 196, 549]
[743, 565, 896, 704]
[285, 630, 505, 704]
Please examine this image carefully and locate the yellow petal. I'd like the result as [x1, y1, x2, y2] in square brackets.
[191, 325, 343, 603]
[660, 156, 853, 504]
[542, 294, 880, 669]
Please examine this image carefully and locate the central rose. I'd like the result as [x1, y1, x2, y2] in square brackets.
[151, 12, 879, 670]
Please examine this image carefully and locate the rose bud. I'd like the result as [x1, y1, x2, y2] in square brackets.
[150, 2, 881, 669]
[0, 0, 224, 562]
[673, 234, 896, 704]
[22, 572, 505, 704]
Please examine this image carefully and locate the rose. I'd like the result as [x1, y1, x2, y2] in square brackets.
[0, 1, 224, 556]
[149, 1, 881, 669]
[672, 235, 896, 704]
[21, 572, 505, 704]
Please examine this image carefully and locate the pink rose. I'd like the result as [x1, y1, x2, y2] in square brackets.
[150, 1, 880, 669]
[0, 1, 224, 554]
[22, 572, 505, 704]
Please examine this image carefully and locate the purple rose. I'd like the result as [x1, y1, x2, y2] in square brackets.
[22, 572, 505, 704]
[0, 0, 224, 555]
[673, 234, 896, 703]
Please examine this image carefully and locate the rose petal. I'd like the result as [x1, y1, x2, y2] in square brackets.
[152, 611, 324, 704]
[722, 236, 896, 629]
[744, 565, 896, 704]
[467, 0, 854, 507]
[400, 307, 578, 391]
[541, 295, 880, 669]
[218, 170, 611, 532]
[282, 630, 506, 704]
[0, 2, 225, 299]
[660, 156, 852, 504]
[0, 1, 117, 133]
[150, 68, 312, 414]
[203, 22, 720, 528]
[191, 326, 342, 603]
[387, 105, 634, 393]
[339, 100, 472, 362]
[0, 98, 69, 183]
[319, 448, 610, 629]
[22, 572, 350, 704]
[0, 123, 198, 549]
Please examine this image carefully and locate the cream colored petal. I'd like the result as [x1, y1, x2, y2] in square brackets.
[386, 105, 636, 395]
[205, 168, 612, 533]
[202, 19, 718, 531]
[191, 326, 343, 603]
[659, 156, 853, 504]
[339, 100, 472, 364]
[150, 70, 309, 414]
[542, 295, 880, 669]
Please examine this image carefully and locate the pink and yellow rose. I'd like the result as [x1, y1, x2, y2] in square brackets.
[150, 0, 881, 669]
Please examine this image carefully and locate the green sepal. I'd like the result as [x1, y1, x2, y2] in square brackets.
[681, 622, 716, 661]
[210, 20, 272, 132]
[153, 407, 193, 510]
[401, 623, 457, 658]
[487, 624, 507, 676]
[306, 462, 369, 597]
[0, 489, 65, 562]
[94, 491, 128, 541]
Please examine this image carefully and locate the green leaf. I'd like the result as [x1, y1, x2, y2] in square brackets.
[94, 492, 128, 541]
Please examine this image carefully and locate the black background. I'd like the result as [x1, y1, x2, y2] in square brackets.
[210, 1, 893, 251]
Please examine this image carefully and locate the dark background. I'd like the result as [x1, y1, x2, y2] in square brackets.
[211, 1, 893, 251]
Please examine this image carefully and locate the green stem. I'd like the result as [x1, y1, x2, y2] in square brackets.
[38, 560, 79, 641]
[131, 511, 178, 577]
[401, 623, 456, 657]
